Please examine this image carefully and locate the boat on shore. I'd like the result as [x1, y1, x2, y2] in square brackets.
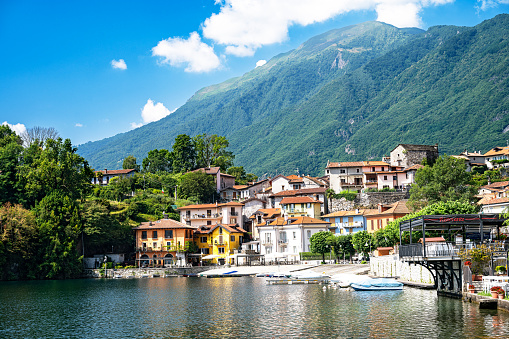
[350, 278, 403, 291]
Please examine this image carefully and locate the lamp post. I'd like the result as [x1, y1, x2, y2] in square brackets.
[103, 255, 108, 278]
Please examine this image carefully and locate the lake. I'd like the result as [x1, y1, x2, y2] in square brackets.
[1, 277, 509, 338]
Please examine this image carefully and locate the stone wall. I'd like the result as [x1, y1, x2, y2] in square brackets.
[370, 255, 434, 285]
[83, 266, 210, 278]
[329, 191, 409, 212]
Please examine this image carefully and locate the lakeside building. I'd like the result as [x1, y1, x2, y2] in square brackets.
[280, 196, 322, 219]
[257, 216, 330, 260]
[193, 223, 248, 265]
[269, 187, 327, 213]
[484, 146, 509, 169]
[91, 168, 136, 185]
[133, 218, 196, 267]
[365, 200, 411, 233]
[190, 167, 236, 193]
[322, 209, 377, 235]
[178, 202, 244, 229]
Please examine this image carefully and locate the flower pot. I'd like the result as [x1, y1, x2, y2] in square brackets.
[499, 294, 505, 300]
[491, 292, 499, 299]
[472, 274, 483, 281]
[468, 289, 475, 294]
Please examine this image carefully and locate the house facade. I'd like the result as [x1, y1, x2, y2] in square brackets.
[280, 196, 321, 219]
[270, 187, 326, 213]
[178, 202, 244, 229]
[190, 167, 236, 192]
[194, 224, 247, 265]
[365, 200, 411, 233]
[322, 209, 377, 235]
[92, 168, 136, 185]
[258, 216, 330, 259]
[390, 144, 439, 168]
[133, 218, 196, 267]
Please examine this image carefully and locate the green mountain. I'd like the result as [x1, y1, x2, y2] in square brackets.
[77, 15, 509, 176]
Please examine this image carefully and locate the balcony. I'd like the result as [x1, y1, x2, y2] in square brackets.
[399, 241, 507, 260]
[230, 211, 239, 216]
[191, 213, 222, 219]
[341, 221, 363, 228]
[262, 241, 273, 246]
[278, 239, 288, 246]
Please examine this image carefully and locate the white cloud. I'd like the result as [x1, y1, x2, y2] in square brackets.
[152, 32, 221, 72]
[111, 59, 127, 70]
[476, 0, 509, 11]
[2, 121, 26, 135]
[202, 0, 454, 56]
[75, 123, 83, 127]
[256, 60, 267, 67]
[130, 122, 143, 129]
[141, 99, 175, 124]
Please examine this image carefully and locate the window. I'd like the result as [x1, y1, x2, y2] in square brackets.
[340, 169, 346, 173]
[219, 228, 223, 234]
[280, 231, 287, 242]
[142, 231, 147, 239]
[152, 231, 157, 238]
[307, 230, 311, 238]
[230, 218, 237, 224]
[307, 203, 311, 209]
[393, 176, 397, 180]
[218, 247, 225, 254]
[200, 236, 207, 243]
[290, 203, 295, 212]
[341, 179, 346, 183]
[326, 170, 330, 174]
[293, 246, 297, 253]
[301, 203, 305, 210]
[293, 231, 296, 239]
[165, 230, 173, 238]
[372, 167, 375, 172]
[142, 242, 147, 250]
[382, 167, 385, 171]
[383, 175, 388, 180]
[153, 242, 157, 249]
[201, 248, 209, 254]
[356, 169, 360, 173]
[231, 235, 235, 242]
[257, 215, 262, 224]
[282, 185, 285, 191]
[166, 241, 171, 249]
[207, 210, 211, 217]
[207, 221, 211, 225]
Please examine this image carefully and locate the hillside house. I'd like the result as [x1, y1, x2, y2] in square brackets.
[484, 146, 509, 170]
[190, 167, 236, 192]
[280, 196, 322, 219]
[194, 224, 248, 265]
[365, 200, 411, 233]
[270, 187, 327, 213]
[452, 150, 486, 171]
[92, 169, 136, 185]
[178, 202, 244, 229]
[390, 144, 439, 168]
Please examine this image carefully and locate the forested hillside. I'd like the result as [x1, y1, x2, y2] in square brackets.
[77, 15, 509, 176]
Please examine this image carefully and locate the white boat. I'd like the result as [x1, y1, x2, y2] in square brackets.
[330, 274, 367, 288]
[350, 278, 403, 291]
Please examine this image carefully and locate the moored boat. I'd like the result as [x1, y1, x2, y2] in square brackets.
[350, 278, 403, 291]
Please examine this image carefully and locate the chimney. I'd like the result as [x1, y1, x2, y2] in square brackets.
[355, 208, 359, 214]
[104, 169, 107, 174]
[378, 203, 382, 213]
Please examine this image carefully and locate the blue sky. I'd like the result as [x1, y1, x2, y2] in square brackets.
[1, 0, 508, 146]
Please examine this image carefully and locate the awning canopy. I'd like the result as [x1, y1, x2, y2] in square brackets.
[202, 254, 221, 260]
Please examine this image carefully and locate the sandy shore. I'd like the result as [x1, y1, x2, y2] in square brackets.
[200, 264, 370, 276]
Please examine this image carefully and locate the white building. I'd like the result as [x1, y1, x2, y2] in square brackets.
[257, 216, 330, 260]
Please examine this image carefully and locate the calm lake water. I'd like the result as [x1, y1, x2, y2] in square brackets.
[1, 277, 509, 338]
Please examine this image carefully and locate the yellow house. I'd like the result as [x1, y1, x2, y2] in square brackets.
[194, 223, 247, 265]
[280, 196, 321, 218]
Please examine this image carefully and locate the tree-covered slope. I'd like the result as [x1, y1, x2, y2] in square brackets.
[78, 15, 509, 177]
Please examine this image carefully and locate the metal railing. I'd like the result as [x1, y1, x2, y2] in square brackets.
[400, 241, 508, 258]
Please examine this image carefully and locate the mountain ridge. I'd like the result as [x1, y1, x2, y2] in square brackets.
[77, 15, 509, 176]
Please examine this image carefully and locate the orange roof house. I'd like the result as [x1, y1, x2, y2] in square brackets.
[365, 200, 411, 233]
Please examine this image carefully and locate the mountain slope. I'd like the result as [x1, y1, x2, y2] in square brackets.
[78, 15, 509, 176]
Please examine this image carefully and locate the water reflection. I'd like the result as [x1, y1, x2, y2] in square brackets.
[2, 278, 509, 338]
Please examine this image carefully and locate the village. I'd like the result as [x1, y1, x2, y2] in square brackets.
[84, 143, 509, 285]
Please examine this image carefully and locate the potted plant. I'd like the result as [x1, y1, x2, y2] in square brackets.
[495, 265, 507, 275]
[491, 286, 501, 299]
[464, 261, 472, 267]
[468, 284, 475, 293]
[498, 287, 505, 300]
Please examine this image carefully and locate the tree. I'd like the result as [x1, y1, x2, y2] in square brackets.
[21, 138, 94, 206]
[309, 231, 333, 263]
[142, 149, 172, 173]
[35, 191, 84, 279]
[179, 171, 216, 203]
[409, 155, 477, 210]
[0, 125, 24, 204]
[20, 126, 59, 148]
[123, 155, 140, 172]
[351, 231, 374, 258]
[330, 234, 356, 261]
[193, 134, 235, 171]
[172, 134, 196, 173]
[0, 203, 39, 280]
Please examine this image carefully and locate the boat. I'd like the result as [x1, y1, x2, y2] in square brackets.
[329, 274, 367, 288]
[350, 278, 403, 291]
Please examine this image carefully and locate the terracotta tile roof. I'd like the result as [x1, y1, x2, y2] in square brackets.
[326, 161, 364, 168]
[280, 196, 320, 204]
[484, 146, 509, 157]
[94, 169, 135, 175]
[365, 200, 411, 216]
[271, 187, 326, 197]
[177, 203, 219, 210]
[322, 209, 377, 218]
[289, 178, 304, 183]
[250, 208, 281, 219]
[267, 216, 330, 226]
[405, 164, 424, 171]
[218, 202, 244, 207]
[286, 175, 301, 180]
[482, 181, 509, 190]
[376, 247, 394, 251]
[233, 185, 248, 190]
[133, 218, 196, 230]
[304, 176, 326, 186]
[362, 161, 390, 166]
[195, 223, 247, 234]
[481, 197, 509, 206]
[191, 167, 220, 175]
